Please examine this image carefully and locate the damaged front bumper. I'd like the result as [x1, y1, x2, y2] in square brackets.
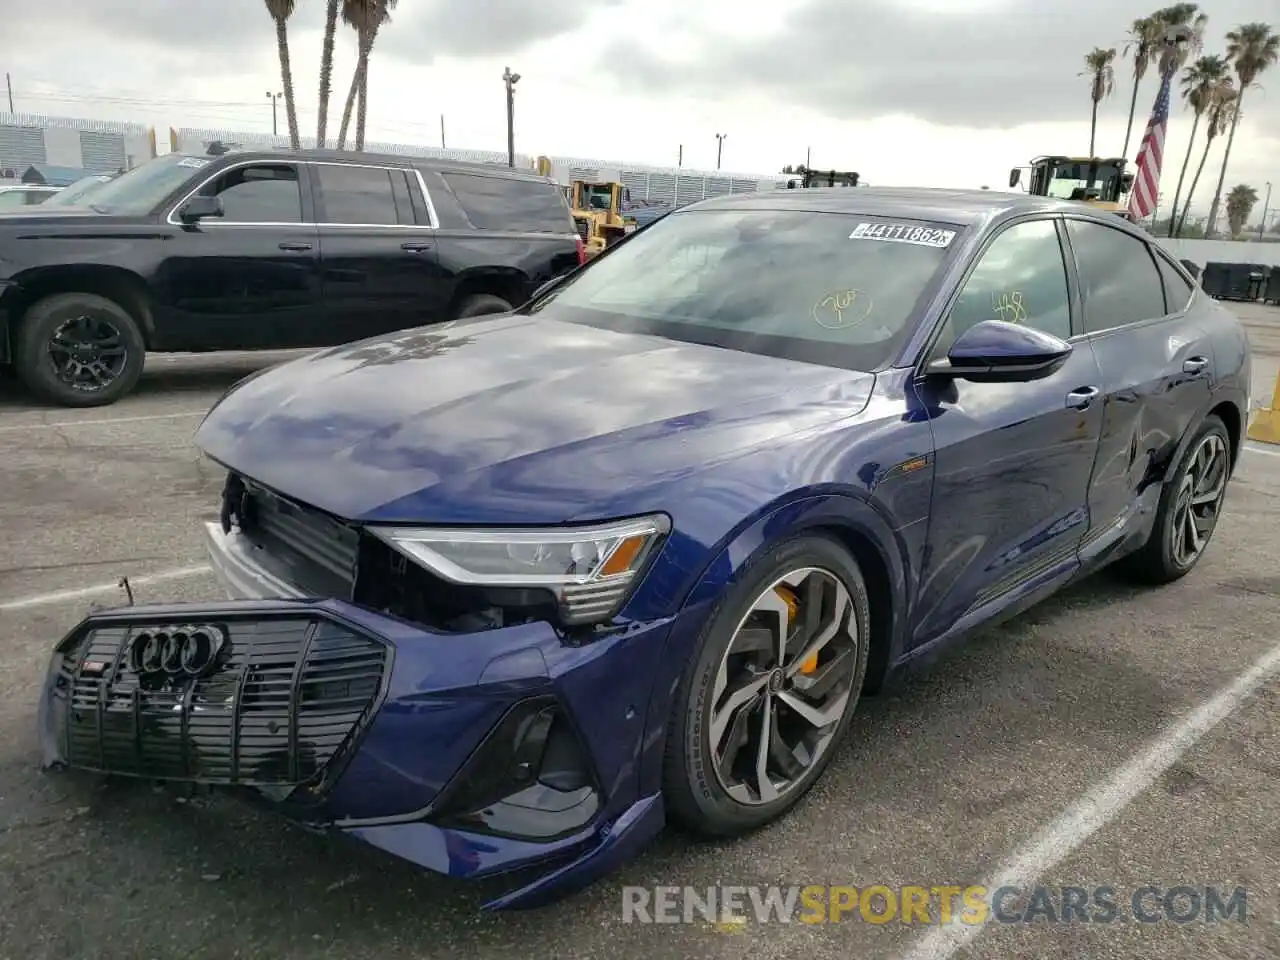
[37, 525, 675, 909]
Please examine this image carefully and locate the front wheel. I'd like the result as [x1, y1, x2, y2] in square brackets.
[663, 534, 870, 837]
[14, 292, 146, 407]
[1115, 415, 1232, 584]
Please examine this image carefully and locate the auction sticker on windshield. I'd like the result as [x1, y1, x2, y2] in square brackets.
[850, 222, 955, 248]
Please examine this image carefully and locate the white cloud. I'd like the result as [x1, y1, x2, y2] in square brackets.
[3, 0, 1276, 221]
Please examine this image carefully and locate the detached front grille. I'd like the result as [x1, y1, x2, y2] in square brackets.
[51, 616, 389, 787]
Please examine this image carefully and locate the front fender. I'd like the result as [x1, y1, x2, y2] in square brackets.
[633, 491, 911, 798]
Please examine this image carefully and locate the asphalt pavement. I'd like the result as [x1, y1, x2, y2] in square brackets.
[2, 308, 1280, 960]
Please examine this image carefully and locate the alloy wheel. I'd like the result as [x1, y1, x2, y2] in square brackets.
[46, 314, 128, 392]
[1170, 432, 1228, 568]
[708, 567, 859, 806]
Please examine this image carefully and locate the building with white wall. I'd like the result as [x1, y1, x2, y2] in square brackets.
[0, 113, 155, 181]
[169, 127, 793, 204]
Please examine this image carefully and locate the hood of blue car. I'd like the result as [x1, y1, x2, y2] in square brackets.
[195, 313, 874, 524]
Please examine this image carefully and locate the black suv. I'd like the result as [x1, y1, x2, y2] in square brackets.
[0, 149, 584, 406]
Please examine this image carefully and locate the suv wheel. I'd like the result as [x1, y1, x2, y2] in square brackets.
[1114, 415, 1231, 584]
[453, 293, 513, 320]
[663, 535, 870, 837]
[15, 292, 146, 407]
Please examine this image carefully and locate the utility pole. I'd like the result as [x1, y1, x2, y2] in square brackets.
[266, 91, 281, 137]
[677, 144, 682, 167]
[806, 146, 811, 168]
[440, 114, 446, 149]
[5, 73, 13, 113]
[502, 66, 520, 168]
[1258, 181, 1272, 241]
[715, 133, 726, 170]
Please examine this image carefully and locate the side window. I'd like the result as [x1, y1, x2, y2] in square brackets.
[942, 219, 1072, 349]
[441, 172, 572, 232]
[313, 164, 399, 225]
[1154, 253, 1195, 314]
[201, 163, 302, 223]
[1065, 220, 1166, 332]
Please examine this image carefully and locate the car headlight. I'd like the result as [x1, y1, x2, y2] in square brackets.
[368, 514, 671, 626]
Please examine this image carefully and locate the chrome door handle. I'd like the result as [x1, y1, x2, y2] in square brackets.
[1183, 356, 1209, 375]
[1065, 386, 1100, 410]
[400, 241, 432, 252]
[278, 241, 312, 251]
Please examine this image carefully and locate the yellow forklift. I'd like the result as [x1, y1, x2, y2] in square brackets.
[1010, 156, 1134, 217]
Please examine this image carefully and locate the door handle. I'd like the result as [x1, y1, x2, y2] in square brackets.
[1065, 386, 1100, 409]
[401, 241, 433, 252]
[278, 241, 312, 251]
[1183, 356, 1209, 375]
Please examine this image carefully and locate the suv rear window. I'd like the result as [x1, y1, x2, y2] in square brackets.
[440, 172, 573, 233]
[532, 208, 961, 372]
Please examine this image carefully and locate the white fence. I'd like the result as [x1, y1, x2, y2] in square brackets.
[1153, 238, 1280, 270]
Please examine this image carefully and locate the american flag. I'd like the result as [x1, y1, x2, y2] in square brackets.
[1126, 60, 1175, 220]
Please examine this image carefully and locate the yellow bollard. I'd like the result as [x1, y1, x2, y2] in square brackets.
[1247, 370, 1280, 444]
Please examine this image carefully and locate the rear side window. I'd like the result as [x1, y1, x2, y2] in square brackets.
[1153, 253, 1195, 313]
[1065, 219, 1167, 333]
[313, 164, 400, 225]
[441, 172, 572, 232]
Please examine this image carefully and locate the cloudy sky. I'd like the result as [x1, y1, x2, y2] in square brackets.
[4, 0, 1278, 219]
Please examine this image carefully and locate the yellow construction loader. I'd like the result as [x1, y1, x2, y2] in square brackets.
[568, 180, 636, 259]
[1010, 156, 1135, 218]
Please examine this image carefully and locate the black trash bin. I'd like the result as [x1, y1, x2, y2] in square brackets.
[1201, 262, 1230, 298]
[1264, 266, 1280, 305]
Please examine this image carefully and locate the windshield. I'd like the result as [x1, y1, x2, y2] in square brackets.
[45, 175, 112, 207]
[1047, 161, 1122, 200]
[531, 208, 961, 371]
[85, 153, 213, 215]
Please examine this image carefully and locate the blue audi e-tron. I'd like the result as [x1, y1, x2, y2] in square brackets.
[39, 187, 1250, 910]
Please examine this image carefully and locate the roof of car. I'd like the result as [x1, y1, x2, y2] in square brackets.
[208, 149, 554, 182]
[687, 186, 1097, 226]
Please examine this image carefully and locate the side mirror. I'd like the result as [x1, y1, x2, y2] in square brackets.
[1121, 173, 1135, 192]
[926, 320, 1072, 383]
[1008, 168, 1021, 189]
[179, 195, 224, 223]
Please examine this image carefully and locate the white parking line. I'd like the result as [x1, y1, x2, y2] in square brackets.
[0, 410, 206, 433]
[897, 639, 1280, 960]
[1244, 443, 1280, 458]
[0, 564, 212, 612]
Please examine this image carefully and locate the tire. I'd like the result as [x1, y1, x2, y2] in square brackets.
[14, 292, 146, 407]
[453, 293, 513, 320]
[1114, 414, 1232, 585]
[662, 534, 871, 837]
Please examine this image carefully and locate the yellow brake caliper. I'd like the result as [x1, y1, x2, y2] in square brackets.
[775, 586, 820, 675]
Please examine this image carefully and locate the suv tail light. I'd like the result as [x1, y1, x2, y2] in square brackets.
[576, 236, 586, 266]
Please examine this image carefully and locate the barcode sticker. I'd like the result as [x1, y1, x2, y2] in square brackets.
[850, 222, 955, 248]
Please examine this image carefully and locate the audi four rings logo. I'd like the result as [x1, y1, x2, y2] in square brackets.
[127, 625, 227, 678]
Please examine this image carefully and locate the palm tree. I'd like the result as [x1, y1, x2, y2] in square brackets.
[1225, 184, 1259, 236]
[1122, 6, 1207, 160]
[1204, 22, 1279, 237]
[336, 0, 397, 151]
[1166, 54, 1229, 236]
[316, 0, 340, 148]
[1121, 17, 1160, 159]
[263, 0, 301, 150]
[1175, 79, 1236, 237]
[1083, 47, 1118, 156]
